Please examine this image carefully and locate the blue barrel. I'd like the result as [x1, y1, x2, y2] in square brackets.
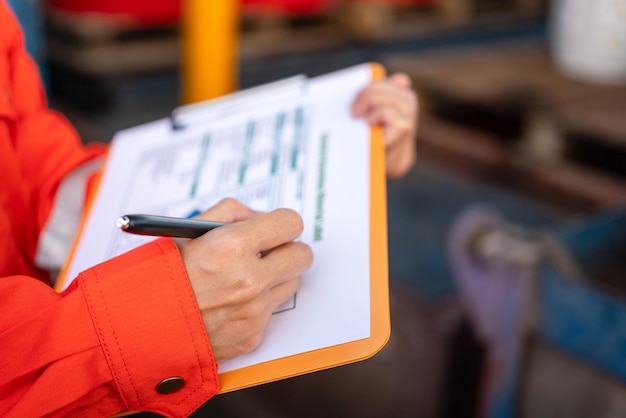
[538, 210, 626, 381]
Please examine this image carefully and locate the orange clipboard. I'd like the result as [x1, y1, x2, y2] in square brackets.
[218, 63, 389, 393]
[57, 63, 390, 393]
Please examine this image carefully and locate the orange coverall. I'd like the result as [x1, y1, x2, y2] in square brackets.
[0, 2, 219, 416]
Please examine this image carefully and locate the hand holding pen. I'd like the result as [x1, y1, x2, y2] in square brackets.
[118, 198, 313, 363]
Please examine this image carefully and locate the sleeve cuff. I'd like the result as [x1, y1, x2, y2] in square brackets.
[78, 238, 219, 417]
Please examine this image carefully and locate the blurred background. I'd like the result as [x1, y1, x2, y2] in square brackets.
[11, 0, 626, 417]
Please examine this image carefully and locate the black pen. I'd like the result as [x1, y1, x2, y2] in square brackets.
[117, 214, 226, 238]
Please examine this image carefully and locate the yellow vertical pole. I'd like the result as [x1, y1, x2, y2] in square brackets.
[182, 0, 239, 104]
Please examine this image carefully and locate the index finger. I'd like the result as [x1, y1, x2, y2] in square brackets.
[227, 207, 305, 253]
[195, 198, 261, 223]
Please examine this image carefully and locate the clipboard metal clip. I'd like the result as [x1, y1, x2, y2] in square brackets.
[170, 75, 308, 131]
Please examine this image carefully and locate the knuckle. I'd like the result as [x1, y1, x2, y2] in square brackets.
[296, 243, 314, 268]
[408, 92, 419, 113]
[233, 276, 264, 303]
[228, 235, 249, 256]
[388, 153, 414, 179]
[210, 228, 248, 256]
[279, 208, 304, 232]
[235, 315, 268, 354]
[388, 167, 403, 179]
[286, 276, 303, 294]
[217, 197, 240, 210]
[239, 332, 264, 354]
[238, 298, 263, 320]
[397, 120, 411, 136]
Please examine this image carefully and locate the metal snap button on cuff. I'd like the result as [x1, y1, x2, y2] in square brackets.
[156, 377, 186, 394]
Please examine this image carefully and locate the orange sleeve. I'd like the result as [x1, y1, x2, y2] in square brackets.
[0, 238, 219, 417]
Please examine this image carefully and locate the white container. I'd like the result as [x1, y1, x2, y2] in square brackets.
[549, 0, 626, 84]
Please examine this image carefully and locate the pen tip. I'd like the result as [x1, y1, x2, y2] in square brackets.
[116, 216, 130, 230]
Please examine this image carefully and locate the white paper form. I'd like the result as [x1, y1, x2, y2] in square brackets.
[61, 64, 374, 373]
